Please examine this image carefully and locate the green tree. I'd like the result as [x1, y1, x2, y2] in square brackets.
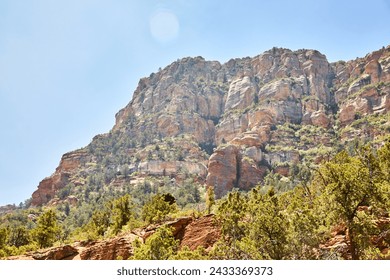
[179, 179, 202, 206]
[32, 209, 61, 249]
[141, 193, 177, 224]
[212, 187, 322, 260]
[7, 225, 31, 248]
[241, 188, 290, 259]
[132, 226, 179, 260]
[316, 146, 389, 259]
[279, 186, 322, 259]
[111, 194, 134, 234]
[64, 203, 70, 216]
[211, 191, 248, 259]
[0, 227, 8, 250]
[85, 209, 111, 238]
[217, 191, 247, 241]
[378, 139, 390, 197]
[205, 186, 215, 214]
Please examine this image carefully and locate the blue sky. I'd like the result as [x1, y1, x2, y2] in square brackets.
[1, 0, 389, 206]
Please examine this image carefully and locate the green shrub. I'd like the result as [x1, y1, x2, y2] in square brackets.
[141, 193, 177, 224]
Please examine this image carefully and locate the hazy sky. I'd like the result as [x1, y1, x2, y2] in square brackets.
[1, 0, 390, 206]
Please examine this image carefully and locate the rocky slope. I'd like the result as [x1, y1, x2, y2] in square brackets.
[8, 216, 220, 260]
[30, 45, 390, 205]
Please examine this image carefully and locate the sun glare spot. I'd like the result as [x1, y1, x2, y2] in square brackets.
[149, 9, 179, 44]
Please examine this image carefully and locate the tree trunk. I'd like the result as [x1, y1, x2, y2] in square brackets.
[348, 227, 359, 260]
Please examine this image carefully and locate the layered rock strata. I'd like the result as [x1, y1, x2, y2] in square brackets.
[30, 46, 390, 204]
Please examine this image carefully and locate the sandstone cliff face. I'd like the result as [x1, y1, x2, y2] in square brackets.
[206, 48, 336, 197]
[31, 150, 88, 206]
[206, 144, 240, 198]
[30, 46, 390, 204]
[138, 161, 207, 177]
[333, 47, 390, 126]
[114, 57, 225, 142]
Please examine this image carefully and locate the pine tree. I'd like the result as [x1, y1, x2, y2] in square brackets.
[316, 145, 390, 259]
[111, 194, 134, 234]
[8, 225, 31, 248]
[205, 186, 215, 214]
[212, 191, 248, 259]
[242, 188, 290, 259]
[87, 209, 111, 238]
[32, 209, 61, 249]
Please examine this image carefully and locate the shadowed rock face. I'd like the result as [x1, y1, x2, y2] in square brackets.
[30, 46, 390, 204]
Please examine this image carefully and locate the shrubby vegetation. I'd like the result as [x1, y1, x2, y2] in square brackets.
[142, 193, 177, 224]
[132, 226, 179, 260]
[210, 140, 390, 260]
[1, 139, 389, 260]
[0, 209, 59, 257]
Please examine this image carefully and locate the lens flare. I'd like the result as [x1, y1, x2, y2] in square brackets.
[149, 10, 179, 44]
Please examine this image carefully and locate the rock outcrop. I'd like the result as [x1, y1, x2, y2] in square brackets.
[206, 144, 240, 198]
[8, 216, 220, 260]
[7, 245, 78, 260]
[31, 150, 88, 206]
[180, 215, 220, 250]
[28, 45, 390, 203]
[79, 234, 139, 260]
[334, 46, 390, 126]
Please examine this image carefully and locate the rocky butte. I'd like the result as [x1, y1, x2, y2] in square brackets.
[30, 46, 390, 205]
